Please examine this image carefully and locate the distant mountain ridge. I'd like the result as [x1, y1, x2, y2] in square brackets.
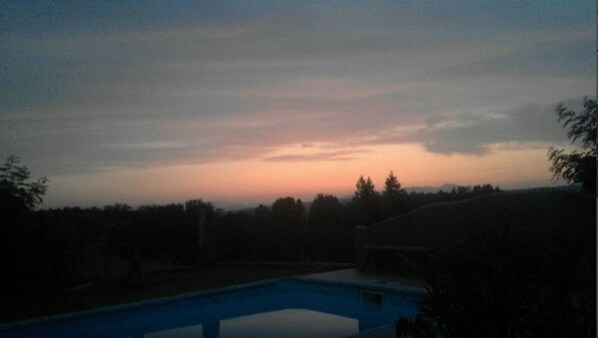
[404, 183, 460, 194]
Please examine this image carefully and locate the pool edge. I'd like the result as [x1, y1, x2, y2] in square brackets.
[0, 272, 426, 333]
[0, 277, 287, 332]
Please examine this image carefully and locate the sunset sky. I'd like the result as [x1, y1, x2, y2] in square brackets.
[1, 1, 595, 208]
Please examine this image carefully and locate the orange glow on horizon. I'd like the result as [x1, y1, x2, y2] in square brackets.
[44, 143, 556, 208]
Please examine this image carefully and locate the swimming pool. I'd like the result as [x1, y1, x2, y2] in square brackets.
[0, 278, 422, 338]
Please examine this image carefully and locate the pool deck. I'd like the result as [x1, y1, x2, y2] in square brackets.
[345, 323, 396, 338]
[298, 268, 427, 295]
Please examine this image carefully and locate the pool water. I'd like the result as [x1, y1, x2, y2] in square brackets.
[147, 309, 360, 338]
[0, 279, 420, 338]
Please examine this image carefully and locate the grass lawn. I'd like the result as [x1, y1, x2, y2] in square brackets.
[0, 263, 348, 324]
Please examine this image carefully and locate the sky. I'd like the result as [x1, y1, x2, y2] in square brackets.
[1, 1, 595, 208]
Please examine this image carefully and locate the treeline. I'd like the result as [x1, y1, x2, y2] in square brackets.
[2, 164, 501, 290]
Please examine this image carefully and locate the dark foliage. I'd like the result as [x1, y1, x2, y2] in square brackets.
[396, 315, 438, 338]
[271, 196, 305, 227]
[396, 194, 595, 338]
[308, 194, 353, 260]
[548, 97, 596, 194]
[0, 155, 48, 212]
[351, 175, 382, 226]
[0, 156, 49, 291]
[382, 171, 408, 219]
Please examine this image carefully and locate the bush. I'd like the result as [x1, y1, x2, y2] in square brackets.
[398, 217, 596, 337]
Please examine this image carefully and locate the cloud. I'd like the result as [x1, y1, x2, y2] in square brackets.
[0, 1, 594, 178]
[102, 142, 187, 150]
[410, 103, 577, 155]
[263, 149, 370, 162]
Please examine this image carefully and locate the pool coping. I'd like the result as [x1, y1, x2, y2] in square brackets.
[295, 271, 427, 296]
[0, 273, 426, 334]
[0, 277, 281, 332]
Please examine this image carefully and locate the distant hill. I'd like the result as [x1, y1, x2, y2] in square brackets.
[404, 183, 581, 194]
[404, 183, 460, 194]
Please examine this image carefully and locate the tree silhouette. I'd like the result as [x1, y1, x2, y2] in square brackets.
[254, 204, 271, 224]
[308, 194, 350, 260]
[548, 97, 596, 194]
[0, 156, 49, 291]
[352, 176, 381, 225]
[271, 197, 306, 259]
[354, 175, 377, 200]
[382, 171, 407, 217]
[309, 193, 343, 228]
[0, 155, 48, 213]
[271, 197, 305, 226]
[383, 171, 404, 196]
